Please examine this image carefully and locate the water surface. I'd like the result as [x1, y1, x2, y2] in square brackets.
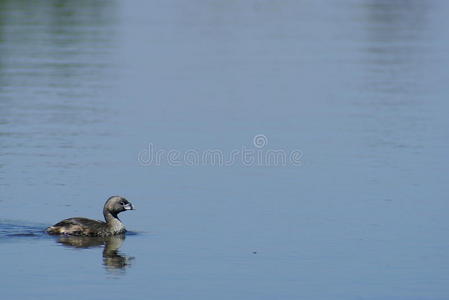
[1, 0, 449, 299]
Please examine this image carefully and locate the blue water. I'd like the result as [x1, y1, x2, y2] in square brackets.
[1, 0, 449, 299]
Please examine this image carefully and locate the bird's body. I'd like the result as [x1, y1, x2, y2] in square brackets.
[47, 217, 125, 236]
[46, 196, 134, 237]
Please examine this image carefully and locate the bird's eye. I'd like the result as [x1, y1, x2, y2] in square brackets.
[120, 201, 125, 205]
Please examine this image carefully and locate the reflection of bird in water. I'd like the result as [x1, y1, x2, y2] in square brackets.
[57, 234, 134, 271]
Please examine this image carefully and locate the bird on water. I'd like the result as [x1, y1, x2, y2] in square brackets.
[46, 196, 135, 237]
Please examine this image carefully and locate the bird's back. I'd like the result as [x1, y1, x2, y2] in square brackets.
[46, 217, 107, 236]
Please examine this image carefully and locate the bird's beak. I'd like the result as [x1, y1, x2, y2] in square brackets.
[124, 203, 134, 210]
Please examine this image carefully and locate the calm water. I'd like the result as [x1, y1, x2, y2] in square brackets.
[1, 0, 449, 299]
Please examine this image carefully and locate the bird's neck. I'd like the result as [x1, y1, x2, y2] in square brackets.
[103, 209, 125, 233]
[103, 209, 120, 223]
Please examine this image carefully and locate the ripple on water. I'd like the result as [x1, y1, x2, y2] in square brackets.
[0, 220, 140, 240]
[0, 220, 48, 240]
